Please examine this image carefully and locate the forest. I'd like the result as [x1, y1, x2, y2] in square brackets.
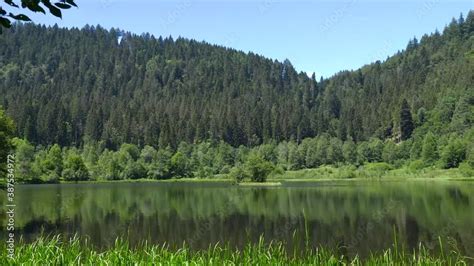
[0, 12, 473, 183]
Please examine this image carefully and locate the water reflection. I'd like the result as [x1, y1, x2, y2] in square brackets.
[1, 180, 473, 257]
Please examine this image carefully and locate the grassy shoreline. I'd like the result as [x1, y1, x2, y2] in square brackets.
[1, 236, 470, 265]
[5, 164, 472, 188]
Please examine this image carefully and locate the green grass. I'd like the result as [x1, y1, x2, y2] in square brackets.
[60, 177, 233, 184]
[1, 235, 471, 265]
[237, 181, 282, 187]
[270, 164, 473, 182]
[15, 163, 472, 186]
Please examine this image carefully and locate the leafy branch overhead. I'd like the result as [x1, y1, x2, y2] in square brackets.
[0, 0, 76, 31]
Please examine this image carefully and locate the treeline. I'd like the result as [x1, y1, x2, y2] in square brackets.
[0, 12, 472, 149]
[13, 123, 474, 183]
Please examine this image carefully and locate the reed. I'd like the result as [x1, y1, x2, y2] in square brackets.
[1, 235, 470, 265]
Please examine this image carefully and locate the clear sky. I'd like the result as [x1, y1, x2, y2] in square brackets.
[19, 0, 473, 78]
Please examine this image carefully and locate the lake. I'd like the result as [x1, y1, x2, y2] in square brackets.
[1, 180, 473, 258]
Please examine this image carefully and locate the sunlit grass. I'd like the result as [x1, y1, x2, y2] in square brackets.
[1, 235, 470, 265]
[270, 164, 472, 181]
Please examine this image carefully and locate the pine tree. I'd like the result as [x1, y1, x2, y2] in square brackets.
[400, 99, 414, 141]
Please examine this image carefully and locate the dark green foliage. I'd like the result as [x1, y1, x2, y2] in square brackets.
[400, 99, 414, 141]
[0, 13, 472, 149]
[0, 1, 77, 33]
[229, 164, 250, 183]
[12, 138, 34, 181]
[147, 147, 173, 179]
[382, 140, 398, 164]
[33, 144, 63, 183]
[465, 129, 474, 167]
[0, 106, 15, 174]
[0, 24, 319, 148]
[416, 107, 427, 125]
[458, 127, 473, 176]
[315, 135, 330, 165]
[410, 137, 423, 159]
[450, 93, 474, 133]
[97, 150, 121, 180]
[119, 143, 140, 161]
[342, 139, 358, 165]
[439, 136, 466, 169]
[327, 138, 343, 164]
[421, 132, 438, 165]
[287, 141, 304, 170]
[170, 152, 188, 178]
[47, 144, 63, 175]
[304, 138, 319, 168]
[123, 162, 147, 180]
[367, 138, 384, 162]
[396, 140, 412, 161]
[62, 151, 90, 181]
[11, 127, 474, 183]
[357, 142, 370, 164]
[355, 138, 384, 163]
[245, 153, 275, 182]
[5, 13, 474, 182]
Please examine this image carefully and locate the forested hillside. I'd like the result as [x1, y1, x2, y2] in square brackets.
[0, 12, 473, 184]
[0, 23, 316, 148]
[1, 11, 472, 149]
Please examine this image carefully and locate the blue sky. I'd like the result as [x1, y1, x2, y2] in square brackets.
[19, 0, 473, 78]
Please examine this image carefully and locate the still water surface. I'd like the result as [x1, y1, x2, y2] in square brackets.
[1, 180, 473, 257]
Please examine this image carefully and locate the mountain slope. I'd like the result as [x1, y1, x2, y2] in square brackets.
[0, 11, 473, 149]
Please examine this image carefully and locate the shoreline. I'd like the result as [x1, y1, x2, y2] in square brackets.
[6, 175, 473, 188]
[4, 165, 472, 187]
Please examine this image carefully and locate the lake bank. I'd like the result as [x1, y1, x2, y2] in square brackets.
[4, 164, 472, 187]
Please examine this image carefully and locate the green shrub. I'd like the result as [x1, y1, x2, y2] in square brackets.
[361, 162, 393, 178]
[170, 152, 189, 178]
[245, 153, 275, 182]
[270, 165, 285, 177]
[408, 159, 425, 172]
[439, 138, 466, 169]
[123, 162, 147, 179]
[229, 164, 250, 183]
[62, 154, 90, 181]
[459, 162, 474, 177]
[421, 131, 438, 165]
[365, 162, 393, 172]
[334, 165, 357, 179]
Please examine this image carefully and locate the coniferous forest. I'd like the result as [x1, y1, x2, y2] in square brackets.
[0, 12, 473, 183]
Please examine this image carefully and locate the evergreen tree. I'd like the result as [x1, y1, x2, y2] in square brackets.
[1, 13, 473, 183]
[1, 17, 470, 148]
[400, 99, 414, 141]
